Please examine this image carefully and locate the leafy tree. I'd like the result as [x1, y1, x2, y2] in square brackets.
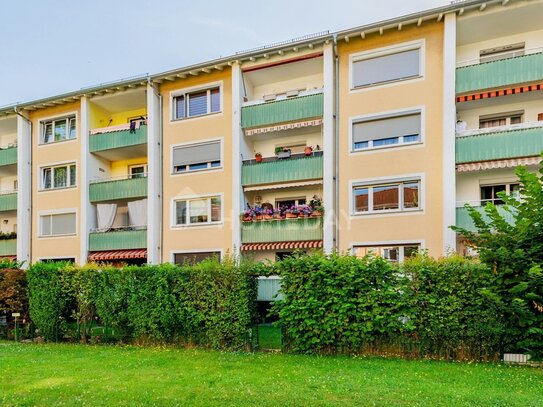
[452, 154, 543, 357]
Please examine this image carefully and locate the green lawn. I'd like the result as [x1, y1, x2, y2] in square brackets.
[1, 342, 542, 406]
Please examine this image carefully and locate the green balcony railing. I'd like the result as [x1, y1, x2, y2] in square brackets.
[0, 146, 17, 167]
[242, 154, 323, 186]
[0, 239, 17, 256]
[89, 125, 147, 153]
[241, 93, 324, 129]
[257, 277, 283, 301]
[456, 126, 543, 164]
[89, 229, 147, 251]
[89, 176, 147, 202]
[0, 193, 17, 212]
[241, 217, 323, 244]
[456, 52, 543, 93]
[455, 206, 515, 232]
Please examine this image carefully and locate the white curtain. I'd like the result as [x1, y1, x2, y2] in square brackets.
[128, 199, 147, 228]
[96, 203, 117, 232]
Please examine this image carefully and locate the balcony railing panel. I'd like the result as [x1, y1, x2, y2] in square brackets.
[89, 229, 147, 251]
[0, 147, 17, 167]
[89, 125, 147, 152]
[241, 93, 323, 129]
[0, 239, 17, 256]
[455, 206, 515, 232]
[456, 126, 543, 164]
[0, 192, 17, 212]
[89, 177, 147, 202]
[456, 52, 543, 93]
[242, 154, 323, 186]
[241, 217, 323, 244]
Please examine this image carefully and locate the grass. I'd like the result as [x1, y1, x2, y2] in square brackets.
[1, 342, 542, 406]
[257, 324, 282, 349]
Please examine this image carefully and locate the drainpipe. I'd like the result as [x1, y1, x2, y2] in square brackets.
[158, 92, 163, 263]
[333, 34, 340, 252]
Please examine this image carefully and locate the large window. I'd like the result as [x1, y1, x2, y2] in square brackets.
[353, 244, 420, 262]
[173, 86, 221, 120]
[352, 112, 421, 151]
[479, 42, 524, 64]
[480, 183, 519, 205]
[174, 196, 221, 226]
[172, 141, 221, 173]
[41, 163, 76, 190]
[352, 45, 421, 89]
[479, 111, 523, 129]
[39, 212, 76, 237]
[173, 251, 221, 265]
[353, 180, 420, 214]
[42, 116, 76, 144]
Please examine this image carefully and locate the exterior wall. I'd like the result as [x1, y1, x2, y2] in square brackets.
[457, 28, 543, 63]
[249, 131, 322, 158]
[0, 212, 17, 234]
[337, 22, 445, 257]
[245, 187, 323, 207]
[29, 102, 82, 262]
[110, 157, 148, 178]
[160, 69, 233, 262]
[89, 104, 147, 129]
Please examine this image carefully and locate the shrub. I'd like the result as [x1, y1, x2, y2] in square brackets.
[0, 268, 28, 317]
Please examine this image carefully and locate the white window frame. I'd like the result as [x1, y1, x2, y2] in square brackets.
[170, 81, 223, 122]
[170, 138, 223, 175]
[349, 106, 425, 153]
[171, 193, 224, 229]
[39, 162, 77, 191]
[349, 39, 425, 92]
[39, 112, 78, 145]
[170, 249, 224, 264]
[350, 240, 425, 262]
[129, 164, 148, 179]
[38, 209, 78, 238]
[350, 174, 425, 217]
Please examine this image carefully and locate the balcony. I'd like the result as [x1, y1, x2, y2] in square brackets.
[242, 153, 323, 187]
[455, 206, 515, 232]
[456, 124, 543, 164]
[89, 176, 147, 203]
[0, 238, 17, 256]
[241, 93, 323, 129]
[89, 124, 147, 153]
[0, 146, 17, 167]
[0, 192, 17, 212]
[89, 228, 147, 251]
[456, 51, 543, 94]
[241, 217, 323, 244]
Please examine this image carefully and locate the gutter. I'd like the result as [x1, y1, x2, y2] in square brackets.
[333, 34, 339, 252]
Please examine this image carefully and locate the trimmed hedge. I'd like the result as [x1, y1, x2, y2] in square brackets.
[27, 258, 257, 349]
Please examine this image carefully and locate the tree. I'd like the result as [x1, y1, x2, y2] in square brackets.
[452, 154, 543, 357]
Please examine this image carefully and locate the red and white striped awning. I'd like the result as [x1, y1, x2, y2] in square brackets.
[245, 119, 322, 136]
[456, 156, 541, 172]
[88, 249, 147, 261]
[0, 255, 17, 261]
[241, 240, 323, 251]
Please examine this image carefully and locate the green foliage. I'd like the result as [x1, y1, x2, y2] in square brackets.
[0, 268, 28, 317]
[452, 154, 543, 358]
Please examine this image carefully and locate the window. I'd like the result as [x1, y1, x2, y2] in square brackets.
[173, 251, 220, 265]
[174, 196, 221, 226]
[275, 198, 306, 208]
[480, 183, 519, 205]
[352, 46, 421, 88]
[42, 116, 76, 144]
[479, 42, 524, 64]
[129, 165, 147, 179]
[353, 180, 420, 214]
[41, 164, 76, 190]
[39, 212, 76, 237]
[172, 141, 221, 173]
[173, 86, 221, 120]
[40, 258, 75, 263]
[353, 244, 420, 262]
[352, 113, 421, 151]
[479, 111, 524, 129]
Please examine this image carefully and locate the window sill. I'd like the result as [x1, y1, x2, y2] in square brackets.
[351, 141, 423, 154]
[170, 111, 222, 123]
[37, 233, 77, 239]
[38, 186, 77, 192]
[350, 75, 423, 92]
[171, 222, 223, 230]
[171, 167, 223, 176]
[351, 208, 423, 217]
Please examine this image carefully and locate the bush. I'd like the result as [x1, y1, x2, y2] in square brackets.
[0, 268, 28, 317]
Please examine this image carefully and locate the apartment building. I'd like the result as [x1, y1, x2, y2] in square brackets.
[0, 0, 540, 267]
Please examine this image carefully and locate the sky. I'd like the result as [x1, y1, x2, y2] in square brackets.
[0, 0, 449, 106]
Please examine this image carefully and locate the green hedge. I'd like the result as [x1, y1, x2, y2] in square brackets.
[27, 258, 257, 349]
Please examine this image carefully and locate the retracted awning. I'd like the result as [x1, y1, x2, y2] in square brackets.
[241, 240, 323, 251]
[88, 249, 147, 261]
[456, 156, 541, 172]
[243, 179, 323, 192]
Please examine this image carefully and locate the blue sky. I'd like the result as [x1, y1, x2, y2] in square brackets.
[0, 0, 448, 106]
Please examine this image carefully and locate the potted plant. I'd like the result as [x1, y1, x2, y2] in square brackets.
[309, 195, 323, 217]
[297, 204, 312, 218]
[304, 146, 313, 156]
[275, 146, 292, 159]
[286, 205, 299, 218]
[242, 209, 253, 222]
[253, 206, 263, 221]
[263, 208, 273, 220]
[273, 208, 283, 220]
[255, 153, 263, 163]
